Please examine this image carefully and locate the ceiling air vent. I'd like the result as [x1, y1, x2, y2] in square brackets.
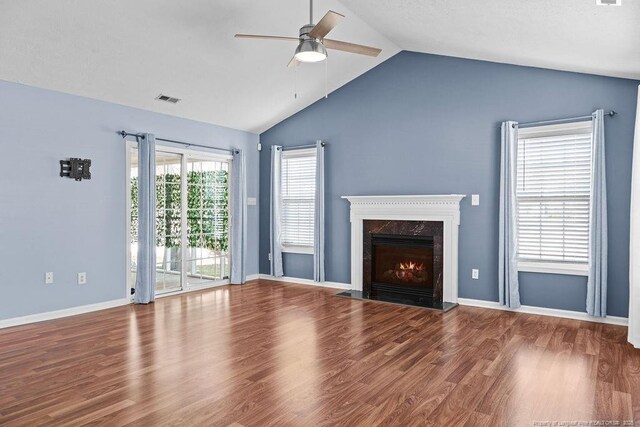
[596, 0, 621, 5]
[155, 94, 181, 104]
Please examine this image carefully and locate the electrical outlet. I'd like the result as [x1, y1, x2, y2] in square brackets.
[78, 272, 87, 285]
[472, 269, 479, 280]
[45, 272, 54, 284]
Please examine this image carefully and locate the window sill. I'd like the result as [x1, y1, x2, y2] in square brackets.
[518, 261, 589, 276]
[282, 245, 314, 255]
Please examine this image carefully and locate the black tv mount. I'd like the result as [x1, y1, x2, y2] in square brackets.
[60, 158, 91, 181]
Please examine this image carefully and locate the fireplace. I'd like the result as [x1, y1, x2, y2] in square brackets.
[359, 219, 448, 309]
[371, 234, 434, 302]
[340, 195, 464, 311]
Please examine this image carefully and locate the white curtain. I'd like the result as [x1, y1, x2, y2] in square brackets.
[230, 148, 247, 284]
[134, 133, 156, 304]
[313, 141, 325, 282]
[586, 110, 608, 317]
[499, 121, 521, 309]
[269, 146, 284, 277]
[629, 86, 640, 346]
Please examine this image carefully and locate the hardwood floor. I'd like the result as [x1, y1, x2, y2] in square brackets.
[1, 280, 638, 426]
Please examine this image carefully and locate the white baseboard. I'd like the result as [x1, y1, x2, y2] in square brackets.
[0, 298, 130, 330]
[6, 283, 621, 330]
[457, 298, 628, 326]
[1, 273, 263, 329]
[257, 274, 352, 290]
[254, 277, 626, 326]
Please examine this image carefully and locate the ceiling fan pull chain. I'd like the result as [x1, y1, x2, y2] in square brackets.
[294, 64, 298, 99]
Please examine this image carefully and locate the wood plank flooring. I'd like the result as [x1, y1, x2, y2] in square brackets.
[1, 280, 639, 426]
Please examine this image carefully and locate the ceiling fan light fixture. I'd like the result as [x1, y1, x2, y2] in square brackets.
[294, 39, 327, 63]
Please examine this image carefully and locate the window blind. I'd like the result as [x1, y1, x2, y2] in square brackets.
[516, 124, 593, 264]
[281, 149, 316, 248]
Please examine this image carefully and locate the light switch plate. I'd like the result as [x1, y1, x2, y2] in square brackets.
[45, 272, 54, 284]
[472, 194, 480, 206]
[247, 197, 257, 206]
[472, 269, 479, 280]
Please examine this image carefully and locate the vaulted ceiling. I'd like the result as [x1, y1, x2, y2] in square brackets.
[343, 0, 640, 81]
[0, 0, 637, 133]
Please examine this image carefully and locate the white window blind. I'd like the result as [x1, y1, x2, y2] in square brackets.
[516, 122, 593, 264]
[281, 148, 316, 248]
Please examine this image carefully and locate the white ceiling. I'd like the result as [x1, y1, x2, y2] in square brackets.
[342, 0, 640, 80]
[0, 0, 400, 133]
[0, 0, 637, 134]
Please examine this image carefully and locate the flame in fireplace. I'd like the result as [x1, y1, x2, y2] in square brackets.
[399, 261, 425, 272]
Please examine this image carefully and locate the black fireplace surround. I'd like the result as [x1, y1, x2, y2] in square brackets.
[363, 220, 446, 309]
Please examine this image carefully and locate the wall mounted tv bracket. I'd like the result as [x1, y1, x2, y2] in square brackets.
[60, 158, 91, 181]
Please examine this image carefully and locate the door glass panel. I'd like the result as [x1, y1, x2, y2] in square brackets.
[186, 157, 230, 287]
[129, 148, 139, 291]
[155, 151, 183, 293]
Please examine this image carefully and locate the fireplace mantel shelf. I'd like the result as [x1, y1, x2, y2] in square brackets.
[341, 195, 466, 225]
[341, 194, 466, 204]
[342, 194, 466, 303]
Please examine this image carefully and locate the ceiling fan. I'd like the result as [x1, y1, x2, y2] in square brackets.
[235, 0, 382, 68]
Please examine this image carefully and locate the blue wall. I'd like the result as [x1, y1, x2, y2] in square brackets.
[259, 51, 639, 317]
[0, 80, 259, 320]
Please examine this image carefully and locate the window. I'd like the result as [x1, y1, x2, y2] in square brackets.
[516, 121, 593, 275]
[281, 148, 316, 253]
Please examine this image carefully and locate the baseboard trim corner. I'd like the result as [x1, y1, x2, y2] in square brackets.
[457, 298, 628, 326]
[257, 274, 352, 290]
[0, 298, 131, 330]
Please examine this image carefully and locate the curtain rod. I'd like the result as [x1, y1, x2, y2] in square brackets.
[118, 131, 236, 154]
[511, 110, 617, 129]
[281, 141, 326, 151]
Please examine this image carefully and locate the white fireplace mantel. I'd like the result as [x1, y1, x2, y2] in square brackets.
[341, 194, 466, 303]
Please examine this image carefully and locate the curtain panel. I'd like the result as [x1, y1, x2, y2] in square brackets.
[629, 87, 640, 346]
[313, 141, 325, 282]
[270, 146, 284, 277]
[499, 121, 521, 309]
[230, 148, 247, 284]
[134, 133, 157, 304]
[586, 110, 608, 317]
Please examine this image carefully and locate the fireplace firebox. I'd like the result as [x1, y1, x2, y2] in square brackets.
[371, 234, 434, 304]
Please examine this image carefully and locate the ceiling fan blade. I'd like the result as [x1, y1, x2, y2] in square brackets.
[235, 34, 299, 42]
[323, 39, 381, 57]
[308, 10, 344, 39]
[287, 56, 299, 68]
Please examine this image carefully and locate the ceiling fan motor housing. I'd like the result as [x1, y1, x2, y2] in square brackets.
[299, 24, 317, 41]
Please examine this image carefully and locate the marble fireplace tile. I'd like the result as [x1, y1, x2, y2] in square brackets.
[363, 220, 444, 303]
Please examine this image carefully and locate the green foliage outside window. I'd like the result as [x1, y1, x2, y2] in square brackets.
[130, 170, 229, 251]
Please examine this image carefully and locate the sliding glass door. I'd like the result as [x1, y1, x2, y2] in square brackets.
[128, 144, 231, 295]
[186, 156, 230, 288]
